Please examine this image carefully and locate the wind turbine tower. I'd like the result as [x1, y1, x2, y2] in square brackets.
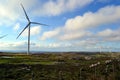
[17, 4, 48, 55]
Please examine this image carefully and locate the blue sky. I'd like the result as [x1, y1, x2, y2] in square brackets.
[0, 0, 120, 52]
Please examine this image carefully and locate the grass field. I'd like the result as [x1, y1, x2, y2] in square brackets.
[0, 52, 120, 80]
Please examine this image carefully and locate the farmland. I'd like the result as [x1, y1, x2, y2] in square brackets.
[0, 52, 120, 80]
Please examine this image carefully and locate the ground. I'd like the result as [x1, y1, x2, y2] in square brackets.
[0, 52, 120, 80]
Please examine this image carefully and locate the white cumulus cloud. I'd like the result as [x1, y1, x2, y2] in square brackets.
[64, 5, 120, 31]
[0, 0, 38, 27]
[97, 28, 120, 41]
[34, 0, 93, 16]
[40, 5, 120, 41]
[40, 28, 60, 40]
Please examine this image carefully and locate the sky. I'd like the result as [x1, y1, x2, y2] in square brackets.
[0, 0, 120, 52]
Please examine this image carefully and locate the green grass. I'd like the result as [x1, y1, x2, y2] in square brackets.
[0, 52, 119, 80]
[0, 57, 55, 65]
[0, 52, 119, 65]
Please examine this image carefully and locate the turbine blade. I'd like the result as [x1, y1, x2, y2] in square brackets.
[16, 23, 30, 39]
[31, 22, 49, 26]
[0, 34, 8, 39]
[21, 3, 30, 22]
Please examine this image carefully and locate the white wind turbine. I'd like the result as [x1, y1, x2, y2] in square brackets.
[0, 34, 7, 39]
[98, 40, 105, 54]
[17, 4, 48, 55]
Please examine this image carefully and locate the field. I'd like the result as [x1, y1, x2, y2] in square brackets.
[0, 52, 120, 80]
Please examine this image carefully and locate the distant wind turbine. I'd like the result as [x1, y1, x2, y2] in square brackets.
[98, 40, 104, 54]
[17, 4, 48, 55]
[0, 34, 7, 39]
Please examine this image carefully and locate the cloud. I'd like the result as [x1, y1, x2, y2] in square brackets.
[40, 28, 60, 40]
[21, 26, 41, 37]
[97, 28, 120, 41]
[0, 0, 92, 26]
[64, 5, 120, 31]
[48, 43, 61, 48]
[0, 2, 19, 21]
[0, 41, 41, 50]
[0, 0, 93, 28]
[40, 5, 120, 41]
[0, 41, 71, 51]
[0, 0, 38, 27]
[13, 23, 20, 31]
[0, 41, 26, 48]
[0, 38, 119, 51]
[34, 0, 93, 16]
[47, 42, 72, 48]
[97, 29, 113, 37]
[58, 31, 92, 40]
[12, 41, 27, 48]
